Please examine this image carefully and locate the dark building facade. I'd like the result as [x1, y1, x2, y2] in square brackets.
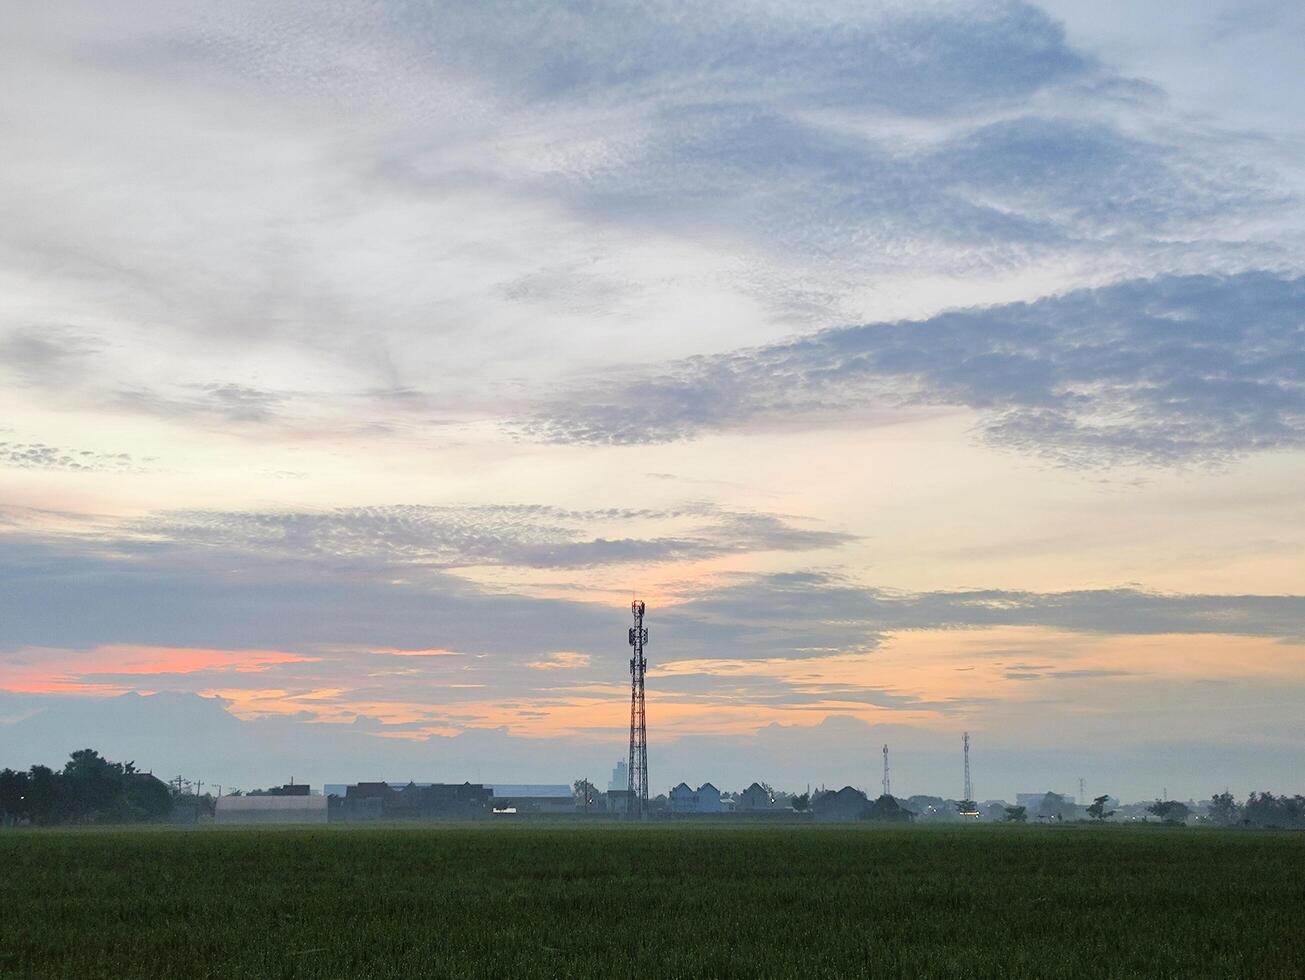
[333, 782, 492, 821]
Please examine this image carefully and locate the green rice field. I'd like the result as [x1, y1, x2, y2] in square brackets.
[1, 823, 1301, 978]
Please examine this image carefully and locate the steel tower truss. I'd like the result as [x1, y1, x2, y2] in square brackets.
[963, 731, 973, 803]
[627, 599, 649, 818]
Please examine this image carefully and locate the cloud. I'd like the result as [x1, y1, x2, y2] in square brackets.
[134, 503, 852, 570]
[0, 441, 137, 472]
[527, 652, 592, 671]
[0, 645, 316, 694]
[0, 328, 100, 387]
[517, 271, 1305, 464]
[663, 571, 1305, 656]
[113, 383, 289, 425]
[2, 0, 1295, 442]
[4, 525, 1302, 665]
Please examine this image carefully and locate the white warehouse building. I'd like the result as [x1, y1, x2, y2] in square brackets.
[215, 795, 328, 825]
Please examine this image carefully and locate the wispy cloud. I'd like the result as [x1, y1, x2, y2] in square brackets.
[0, 442, 138, 472]
[135, 503, 852, 570]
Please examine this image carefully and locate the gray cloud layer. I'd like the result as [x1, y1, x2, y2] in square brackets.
[3, 0, 1296, 437]
[518, 271, 1305, 464]
[138, 503, 852, 570]
[663, 571, 1305, 659]
[2, 533, 1300, 659]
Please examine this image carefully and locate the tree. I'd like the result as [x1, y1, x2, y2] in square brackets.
[791, 792, 810, 812]
[1147, 800, 1191, 824]
[124, 774, 174, 821]
[572, 779, 598, 810]
[1087, 795, 1115, 822]
[1207, 790, 1239, 827]
[0, 768, 30, 823]
[0, 751, 173, 826]
[1004, 805, 1027, 823]
[26, 765, 58, 825]
[62, 748, 125, 822]
[1242, 792, 1305, 829]
[1037, 792, 1075, 822]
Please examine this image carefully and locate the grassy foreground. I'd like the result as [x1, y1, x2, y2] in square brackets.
[1, 823, 1302, 978]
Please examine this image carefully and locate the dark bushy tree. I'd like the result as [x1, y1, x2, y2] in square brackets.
[1146, 800, 1191, 824]
[1087, 795, 1115, 821]
[1207, 791, 1239, 827]
[1243, 792, 1305, 829]
[0, 769, 30, 824]
[0, 750, 172, 825]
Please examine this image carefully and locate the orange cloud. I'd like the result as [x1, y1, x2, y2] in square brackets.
[0, 645, 317, 694]
[526, 651, 592, 670]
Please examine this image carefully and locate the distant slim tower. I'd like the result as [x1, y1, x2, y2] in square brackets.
[882, 744, 890, 798]
[963, 731, 972, 802]
[627, 599, 649, 818]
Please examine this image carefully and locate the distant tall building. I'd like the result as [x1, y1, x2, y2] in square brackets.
[609, 759, 629, 792]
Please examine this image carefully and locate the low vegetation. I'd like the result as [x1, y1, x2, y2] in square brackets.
[1, 823, 1301, 978]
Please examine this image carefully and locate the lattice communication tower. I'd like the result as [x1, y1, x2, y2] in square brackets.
[882, 744, 890, 798]
[963, 731, 973, 803]
[627, 599, 649, 818]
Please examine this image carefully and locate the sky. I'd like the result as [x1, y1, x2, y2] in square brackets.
[2, 0, 1303, 802]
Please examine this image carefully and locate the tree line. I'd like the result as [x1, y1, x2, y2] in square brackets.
[0, 749, 174, 825]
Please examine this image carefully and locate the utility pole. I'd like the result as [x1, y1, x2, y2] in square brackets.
[881, 744, 890, 798]
[627, 599, 649, 819]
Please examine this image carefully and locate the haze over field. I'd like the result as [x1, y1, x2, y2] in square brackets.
[2, 0, 1303, 799]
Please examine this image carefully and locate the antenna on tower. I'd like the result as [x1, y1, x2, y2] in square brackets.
[963, 732, 973, 803]
[627, 599, 649, 819]
[881, 744, 890, 798]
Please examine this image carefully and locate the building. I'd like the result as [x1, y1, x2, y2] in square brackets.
[736, 782, 773, 811]
[487, 785, 574, 814]
[669, 782, 697, 813]
[215, 794, 328, 825]
[864, 794, 914, 823]
[696, 782, 724, 813]
[668, 782, 725, 814]
[262, 782, 309, 797]
[331, 782, 492, 821]
[606, 789, 633, 816]
[811, 786, 869, 822]
[608, 760, 629, 792]
[1018, 792, 1077, 821]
